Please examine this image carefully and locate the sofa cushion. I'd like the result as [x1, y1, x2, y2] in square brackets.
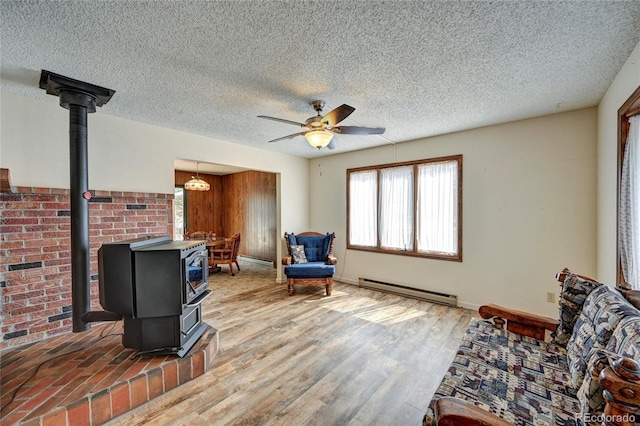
[577, 316, 640, 417]
[290, 245, 308, 264]
[284, 261, 335, 278]
[576, 349, 616, 420]
[456, 319, 573, 396]
[566, 285, 640, 387]
[555, 272, 602, 346]
[424, 352, 582, 426]
[605, 315, 640, 357]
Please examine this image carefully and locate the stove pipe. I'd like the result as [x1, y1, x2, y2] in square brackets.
[39, 71, 119, 332]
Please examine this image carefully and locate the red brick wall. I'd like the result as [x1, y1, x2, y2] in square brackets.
[1, 187, 173, 350]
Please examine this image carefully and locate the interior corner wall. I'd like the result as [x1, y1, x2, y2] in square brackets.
[0, 91, 310, 283]
[309, 108, 597, 317]
[596, 39, 640, 286]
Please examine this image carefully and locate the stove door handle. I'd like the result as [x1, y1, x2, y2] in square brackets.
[187, 289, 212, 307]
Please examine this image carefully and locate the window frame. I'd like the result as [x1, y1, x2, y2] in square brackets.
[617, 85, 640, 286]
[174, 184, 188, 239]
[347, 154, 463, 262]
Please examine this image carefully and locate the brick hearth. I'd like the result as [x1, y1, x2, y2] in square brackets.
[0, 322, 218, 425]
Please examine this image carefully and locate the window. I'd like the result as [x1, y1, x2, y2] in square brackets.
[618, 86, 640, 290]
[347, 155, 462, 261]
[174, 185, 187, 240]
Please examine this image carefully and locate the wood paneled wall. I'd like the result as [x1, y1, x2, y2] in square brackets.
[175, 171, 223, 235]
[221, 171, 277, 262]
[175, 170, 276, 262]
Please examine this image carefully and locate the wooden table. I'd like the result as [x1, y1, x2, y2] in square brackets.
[205, 237, 228, 249]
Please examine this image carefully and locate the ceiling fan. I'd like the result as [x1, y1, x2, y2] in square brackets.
[258, 100, 385, 149]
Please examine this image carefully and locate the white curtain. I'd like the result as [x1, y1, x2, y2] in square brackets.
[620, 115, 640, 290]
[379, 166, 414, 250]
[417, 160, 458, 254]
[349, 170, 378, 246]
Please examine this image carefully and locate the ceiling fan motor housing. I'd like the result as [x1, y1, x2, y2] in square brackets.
[305, 116, 323, 128]
[310, 100, 325, 113]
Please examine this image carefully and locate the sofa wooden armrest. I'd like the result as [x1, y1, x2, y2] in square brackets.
[599, 357, 640, 426]
[617, 288, 640, 310]
[327, 253, 337, 265]
[555, 267, 598, 284]
[434, 397, 513, 426]
[282, 256, 292, 266]
[478, 304, 559, 340]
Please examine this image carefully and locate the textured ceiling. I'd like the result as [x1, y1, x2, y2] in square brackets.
[2, 1, 640, 163]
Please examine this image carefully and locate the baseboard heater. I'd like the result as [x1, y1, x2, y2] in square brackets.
[358, 277, 457, 307]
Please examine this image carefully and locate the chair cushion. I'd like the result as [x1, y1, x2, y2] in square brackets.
[294, 234, 332, 262]
[290, 245, 308, 264]
[284, 261, 335, 278]
[554, 271, 602, 346]
[566, 285, 640, 387]
[286, 233, 298, 249]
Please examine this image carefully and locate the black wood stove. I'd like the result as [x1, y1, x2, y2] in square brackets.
[98, 236, 211, 357]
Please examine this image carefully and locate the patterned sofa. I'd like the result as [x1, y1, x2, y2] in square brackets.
[424, 269, 640, 426]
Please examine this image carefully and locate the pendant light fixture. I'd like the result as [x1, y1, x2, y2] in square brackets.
[184, 161, 210, 191]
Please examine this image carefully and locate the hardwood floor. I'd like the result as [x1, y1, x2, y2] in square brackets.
[107, 259, 475, 426]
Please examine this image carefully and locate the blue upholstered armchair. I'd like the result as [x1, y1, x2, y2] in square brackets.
[282, 232, 337, 296]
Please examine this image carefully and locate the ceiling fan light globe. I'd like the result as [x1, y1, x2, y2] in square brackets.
[305, 130, 333, 149]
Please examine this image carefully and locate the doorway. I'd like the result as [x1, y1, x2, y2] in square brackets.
[174, 162, 277, 264]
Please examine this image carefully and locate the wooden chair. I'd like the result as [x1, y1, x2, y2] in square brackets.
[210, 234, 240, 276]
[282, 232, 336, 296]
[230, 233, 241, 273]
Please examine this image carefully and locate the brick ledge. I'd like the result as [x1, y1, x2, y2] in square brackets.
[0, 324, 219, 425]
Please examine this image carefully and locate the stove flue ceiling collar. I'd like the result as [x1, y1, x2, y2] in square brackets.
[39, 70, 115, 112]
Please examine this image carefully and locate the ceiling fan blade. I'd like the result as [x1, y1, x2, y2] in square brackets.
[267, 132, 306, 143]
[321, 104, 355, 126]
[258, 115, 305, 127]
[333, 126, 385, 135]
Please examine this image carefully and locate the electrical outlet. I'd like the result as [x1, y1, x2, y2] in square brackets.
[546, 291, 556, 303]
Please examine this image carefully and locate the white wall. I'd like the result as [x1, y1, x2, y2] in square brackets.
[0, 91, 310, 282]
[310, 108, 598, 317]
[597, 40, 640, 285]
